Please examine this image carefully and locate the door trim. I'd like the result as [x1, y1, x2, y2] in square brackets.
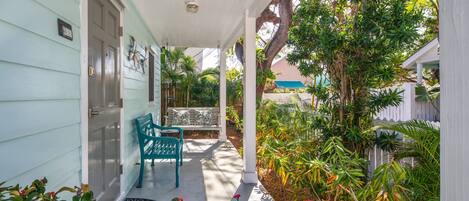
[110, 0, 126, 199]
[80, 0, 89, 185]
[80, 0, 126, 199]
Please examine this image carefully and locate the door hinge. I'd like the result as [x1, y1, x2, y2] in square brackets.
[119, 98, 123, 108]
[120, 164, 123, 175]
[118, 26, 123, 37]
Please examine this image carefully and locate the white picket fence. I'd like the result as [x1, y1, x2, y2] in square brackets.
[367, 129, 414, 176]
[375, 83, 439, 122]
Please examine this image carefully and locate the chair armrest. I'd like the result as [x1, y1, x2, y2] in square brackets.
[153, 124, 184, 141]
[141, 134, 180, 145]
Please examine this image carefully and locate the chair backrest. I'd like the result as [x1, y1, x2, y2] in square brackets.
[134, 114, 156, 156]
[135, 113, 156, 137]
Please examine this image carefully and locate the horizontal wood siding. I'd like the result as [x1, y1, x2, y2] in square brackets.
[0, 0, 82, 193]
[121, 0, 161, 195]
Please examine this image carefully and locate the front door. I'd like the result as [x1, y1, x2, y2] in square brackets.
[88, 0, 121, 200]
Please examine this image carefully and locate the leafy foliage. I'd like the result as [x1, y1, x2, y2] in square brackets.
[381, 120, 440, 201]
[0, 178, 94, 201]
[360, 161, 409, 201]
[415, 84, 440, 113]
[161, 48, 222, 107]
[226, 106, 243, 131]
[256, 102, 413, 201]
[375, 132, 400, 152]
[226, 69, 244, 106]
[287, 0, 422, 154]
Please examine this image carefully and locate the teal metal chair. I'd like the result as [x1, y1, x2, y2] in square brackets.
[134, 113, 184, 188]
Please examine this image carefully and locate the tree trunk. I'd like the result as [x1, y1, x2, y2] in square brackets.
[235, 0, 293, 99]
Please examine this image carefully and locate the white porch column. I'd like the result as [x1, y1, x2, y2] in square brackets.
[219, 48, 227, 142]
[440, 0, 469, 200]
[416, 62, 423, 84]
[242, 9, 258, 184]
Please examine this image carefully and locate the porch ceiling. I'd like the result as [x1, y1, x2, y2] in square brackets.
[131, 0, 270, 48]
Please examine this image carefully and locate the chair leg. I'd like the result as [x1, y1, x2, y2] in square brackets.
[137, 159, 144, 188]
[151, 159, 155, 166]
[180, 145, 183, 166]
[175, 156, 180, 188]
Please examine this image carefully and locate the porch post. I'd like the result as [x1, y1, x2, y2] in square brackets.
[219, 48, 227, 141]
[416, 62, 423, 84]
[440, 0, 469, 199]
[242, 9, 258, 184]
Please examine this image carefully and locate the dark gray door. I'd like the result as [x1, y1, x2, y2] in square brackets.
[88, 0, 121, 200]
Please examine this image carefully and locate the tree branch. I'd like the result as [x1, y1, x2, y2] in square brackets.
[235, 0, 293, 68]
[262, 0, 293, 68]
[256, 9, 280, 31]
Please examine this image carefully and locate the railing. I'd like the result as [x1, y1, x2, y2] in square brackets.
[375, 83, 439, 122]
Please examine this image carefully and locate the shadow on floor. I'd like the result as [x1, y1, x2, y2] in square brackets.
[126, 139, 273, 201]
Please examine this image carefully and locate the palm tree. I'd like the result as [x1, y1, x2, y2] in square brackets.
[167, 48, 185, 70]
[180, 56, 197, 107]
[161, 48, 186, 106]
[382, 120, 440, 201]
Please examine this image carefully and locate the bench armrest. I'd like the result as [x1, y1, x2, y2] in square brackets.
[153, 124, 184, 141]
[141, 134, 180, 145]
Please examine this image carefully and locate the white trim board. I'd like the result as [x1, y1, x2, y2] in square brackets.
[109, 0, 127, 199]
[79, 0, 89, 185]
[402, 38, 439, 69]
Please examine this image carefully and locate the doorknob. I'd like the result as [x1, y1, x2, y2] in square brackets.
[88, 65, 95, 76]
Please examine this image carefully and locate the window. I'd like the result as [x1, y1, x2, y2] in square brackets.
[149, 52, 155, 102]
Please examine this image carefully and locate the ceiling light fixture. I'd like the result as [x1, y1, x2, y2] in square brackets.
[185, 0, 199, 13]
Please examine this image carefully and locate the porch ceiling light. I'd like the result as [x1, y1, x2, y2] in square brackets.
[185, 0, 199, 13]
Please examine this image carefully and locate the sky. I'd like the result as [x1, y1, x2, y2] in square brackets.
[202, 48, 243, 70]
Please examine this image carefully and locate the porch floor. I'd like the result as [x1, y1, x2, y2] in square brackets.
[127, 139, 273, 201]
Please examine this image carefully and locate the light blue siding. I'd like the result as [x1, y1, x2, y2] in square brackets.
[0, 20, 80, 74]
[0, 0, 162, 197]
[120, 0, 162, 194]
[0, 61, 80, 101]
[0, 0, 82, 193]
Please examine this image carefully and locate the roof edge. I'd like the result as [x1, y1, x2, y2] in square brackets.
[402, 38, 439, 69]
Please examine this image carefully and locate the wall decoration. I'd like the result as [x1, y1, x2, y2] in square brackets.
[127, 36, 148, 74]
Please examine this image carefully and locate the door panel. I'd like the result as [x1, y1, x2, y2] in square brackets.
[105, 46, 119, 107]
[88, 0, 121, 200]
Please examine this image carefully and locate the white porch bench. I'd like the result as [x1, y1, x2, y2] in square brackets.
[164, 107, 221, 131]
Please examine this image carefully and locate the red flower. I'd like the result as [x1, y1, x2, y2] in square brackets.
[19, 189, 26, 196]
[178, 198, 183, 201]
[49, 192, 56, 198]
[232, 194, 241, 200]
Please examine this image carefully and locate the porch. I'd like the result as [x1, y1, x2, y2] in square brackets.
[91, 0, 270, 199]
[127, 139, 272, 201]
